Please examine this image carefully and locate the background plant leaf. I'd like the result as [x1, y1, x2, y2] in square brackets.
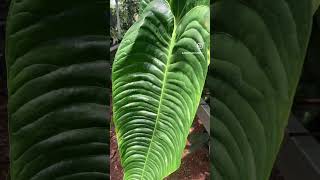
[170, 0, 210, 21]
[5, 0, 109, 179]
[139, 0, 209, 20]
[112, 0, 210, 179]
[209, 0, 313, 179]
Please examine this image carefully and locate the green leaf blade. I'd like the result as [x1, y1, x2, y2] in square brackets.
[6, 1, 109, 179]
[112, 0, 210, 179]
[210, 0, 313, 179]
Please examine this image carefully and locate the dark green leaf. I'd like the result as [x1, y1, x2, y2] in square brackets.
[5, 0, 109, 179]
[209, 0, 313, 179]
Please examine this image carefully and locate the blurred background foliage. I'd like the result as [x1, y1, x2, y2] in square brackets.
[110, 0, 139, 45]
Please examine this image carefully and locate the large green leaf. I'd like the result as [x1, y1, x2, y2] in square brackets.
[210, 0, 313, 179]
[138, 0, 151, 14]
[5, 0, 109, 179]
[112, 0, 210, 179]
[170, 0, 210, 21]
[139, 0, 209, 18]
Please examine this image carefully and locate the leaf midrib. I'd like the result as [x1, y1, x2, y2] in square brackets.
[139, 18, 177, 180]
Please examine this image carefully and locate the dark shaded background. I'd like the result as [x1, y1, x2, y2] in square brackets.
[0, 0, 9, 179]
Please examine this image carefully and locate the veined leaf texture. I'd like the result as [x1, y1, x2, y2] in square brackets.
[210, 0, 314, 179]
[5, 0, 110, 179]
[3, 0, 320, 179]
[112, 0, 210, 179]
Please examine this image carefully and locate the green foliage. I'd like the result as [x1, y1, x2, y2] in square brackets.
[209, 0, 314, 179]
[170, 0, 210, 21]
[112, 0, 210, 179]
[5, 0, 109, 179]
[140, 0, 210, 19]
[139, 0, 151, 14]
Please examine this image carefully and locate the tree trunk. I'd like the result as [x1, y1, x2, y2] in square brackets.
[115, 0, 121, 39]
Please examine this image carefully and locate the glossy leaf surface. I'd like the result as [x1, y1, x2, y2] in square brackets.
[5, 0, 109, 179]
[209, 0, 313, 179]
[112, 0, 210, 179]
